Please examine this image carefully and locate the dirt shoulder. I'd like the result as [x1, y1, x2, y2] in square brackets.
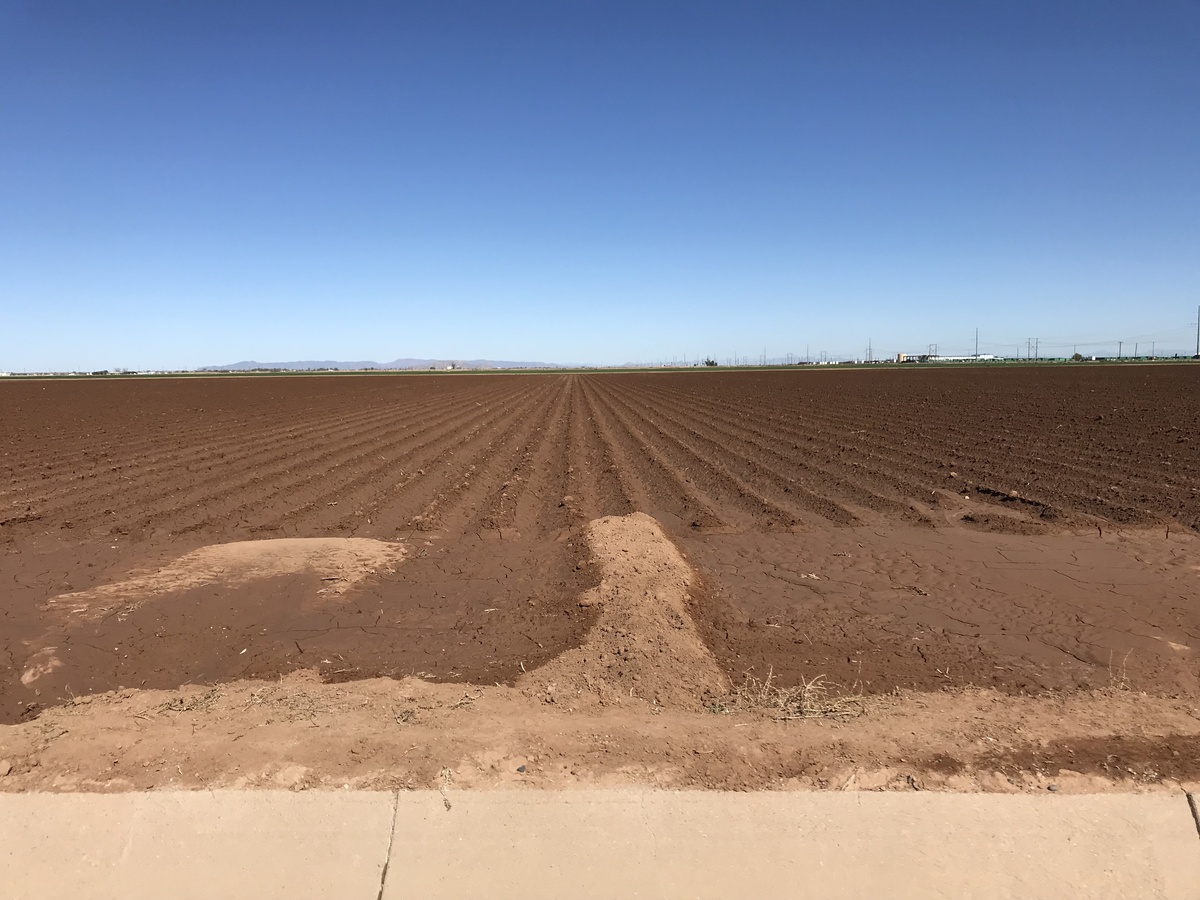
[2, 671, 1198, 794]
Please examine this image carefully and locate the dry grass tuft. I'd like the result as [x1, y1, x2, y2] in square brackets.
[730, 668, 865, 721]
[239, 684, 327, 722]
[160, 687, 222, 713]
[1107, 650, 1133, 692]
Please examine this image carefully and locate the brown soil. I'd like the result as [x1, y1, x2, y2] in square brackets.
[686, 526, 1199, 698]
[2, 366, 1198, 791]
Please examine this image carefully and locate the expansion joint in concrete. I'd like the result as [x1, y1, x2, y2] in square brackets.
[376, 791, 401, 900]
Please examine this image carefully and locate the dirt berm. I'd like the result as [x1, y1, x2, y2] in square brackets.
[523, 512, 727, 710]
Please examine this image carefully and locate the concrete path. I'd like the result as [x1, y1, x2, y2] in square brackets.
[3, 789, 1199, 899]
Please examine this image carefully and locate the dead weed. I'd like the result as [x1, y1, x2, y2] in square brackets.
[159, 687, 222, 713]
[726, 668, 866, 721]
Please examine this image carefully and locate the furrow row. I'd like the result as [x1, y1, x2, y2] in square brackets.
[192, 378, 557, 539]
[576, 377, 728, 529]
[407, 377, 565, 534]
[624, 379, 932, 524]
[563, 377, 635, 523]
[587, 376, 840, 527]
[6, 379, 518, 528]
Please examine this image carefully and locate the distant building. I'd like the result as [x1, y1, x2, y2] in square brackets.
[906, 354, 998, 363]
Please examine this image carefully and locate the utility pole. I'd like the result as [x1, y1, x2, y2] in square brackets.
[975, 328, 979, 359]
[1195, 304, 1199, 357]
[1118, 341, 1123, 359]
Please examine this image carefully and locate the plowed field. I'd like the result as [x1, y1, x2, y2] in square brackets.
[2, 366, 1199, 791]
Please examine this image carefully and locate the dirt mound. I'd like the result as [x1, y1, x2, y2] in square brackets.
[523, 512, 726, 709]
[44, 538, 408, 624]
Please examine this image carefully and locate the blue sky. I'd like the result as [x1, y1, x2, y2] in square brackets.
[2, 0, 1198, 369]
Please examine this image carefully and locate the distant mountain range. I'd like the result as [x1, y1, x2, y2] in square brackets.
[200, 358, 562, 372]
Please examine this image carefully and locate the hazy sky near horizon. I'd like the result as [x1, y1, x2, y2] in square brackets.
[2, 0, 1198, 370]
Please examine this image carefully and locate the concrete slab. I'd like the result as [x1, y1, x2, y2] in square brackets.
[2, 789, 1197, 899]
[0, 790, 395, 900]
[386, 790, 1200, 899]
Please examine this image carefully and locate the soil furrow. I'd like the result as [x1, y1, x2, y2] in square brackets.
[103, 385, 526, 539]
[587, 377, 822, 528]
[5, 381, 517, 533]
[351, 379, 561, 535]
[564, 377, 635, 522]
[477, 375, 575, 537]
[237, 379, 555, 537]
[412, 377, 564, 534]
[576, 377, 731, 530]
[623, 380, 929, 525]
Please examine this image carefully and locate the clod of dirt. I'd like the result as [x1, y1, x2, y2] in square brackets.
[524, 512, 727, 710]
[43, 538, 408, 623]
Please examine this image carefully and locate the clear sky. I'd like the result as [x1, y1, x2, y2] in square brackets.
[2, 0, 1198, 370]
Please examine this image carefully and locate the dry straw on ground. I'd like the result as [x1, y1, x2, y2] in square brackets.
[728, 668, 866, 721]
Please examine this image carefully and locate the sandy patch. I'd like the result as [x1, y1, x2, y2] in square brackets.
[18, 648, 62, 687]
[43, 538, 408, 624]
[21, 538, 408, 688]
